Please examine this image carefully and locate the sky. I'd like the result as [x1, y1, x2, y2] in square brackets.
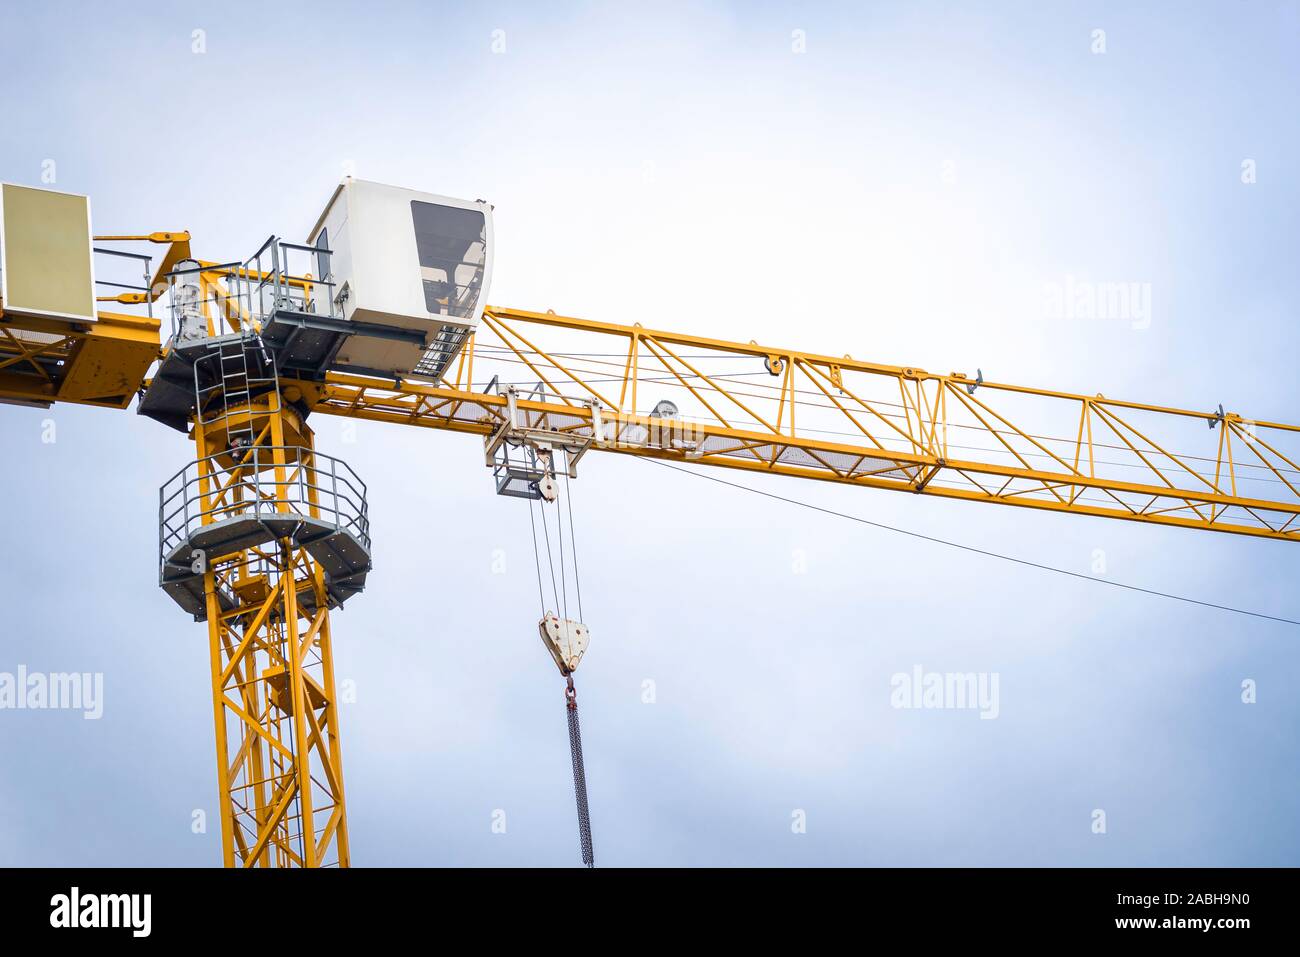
[1, 0, 1298, 866]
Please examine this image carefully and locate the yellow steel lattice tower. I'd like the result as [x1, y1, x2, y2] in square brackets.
[158, 342, 369, 866]
[197, 405, 350, 866]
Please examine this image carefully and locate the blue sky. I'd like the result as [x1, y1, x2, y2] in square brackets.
[1, 1, 1298, 866]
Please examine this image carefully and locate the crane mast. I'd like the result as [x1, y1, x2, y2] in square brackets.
[147, 253, 370, 867]
[187, 390, 353, 867]
[2, 178, 1298, 868]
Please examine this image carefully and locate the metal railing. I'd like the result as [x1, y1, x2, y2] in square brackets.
[165, 236, 340, 342]
[159, 446, 370, 568]
[94, 246, 155, 318]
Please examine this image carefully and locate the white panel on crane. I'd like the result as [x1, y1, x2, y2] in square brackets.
[0, 183, 97, 325]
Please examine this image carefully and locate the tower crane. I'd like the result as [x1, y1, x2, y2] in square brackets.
[2, 178, 1297, 868]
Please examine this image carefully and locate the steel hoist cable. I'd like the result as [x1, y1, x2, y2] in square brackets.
[536, 494, 563, 614]
[526, 496, 547, 614]
[524, 448, 596, 866]
[563, 463, 584, 622]
[641, 457, 1300, 628]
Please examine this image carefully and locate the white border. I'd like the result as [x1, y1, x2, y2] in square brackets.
[0, 182, 98, 324]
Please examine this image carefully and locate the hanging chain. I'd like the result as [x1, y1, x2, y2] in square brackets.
[565, 674, 594, 868]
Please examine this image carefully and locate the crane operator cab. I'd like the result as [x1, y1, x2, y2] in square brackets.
[308, 178, 494, 382]
[138, 179, 493, 433]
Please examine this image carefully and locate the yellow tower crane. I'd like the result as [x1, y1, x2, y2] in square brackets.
[2, 179, 1298, 867]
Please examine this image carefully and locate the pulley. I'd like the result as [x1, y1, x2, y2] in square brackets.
[534, 448, 559, 502]
[539, 612, 589, 674]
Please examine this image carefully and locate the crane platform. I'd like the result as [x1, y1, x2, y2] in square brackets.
[139, 311, 431, 433]
[158, 446, 372, 620]
[160, 513, 370, 620]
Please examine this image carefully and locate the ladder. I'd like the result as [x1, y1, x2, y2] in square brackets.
[195, 332, 278, 459]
